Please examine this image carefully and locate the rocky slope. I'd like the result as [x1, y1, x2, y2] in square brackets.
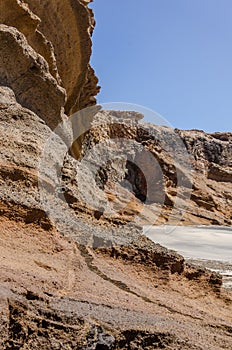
[0, 1, 232, 349]
[1, 217, 232, 349]
[66, 110, 231, 228]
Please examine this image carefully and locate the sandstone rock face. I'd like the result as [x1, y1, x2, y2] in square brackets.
[0, 25, 66, 130]
[66, 110, 231, 227]
[0, 91, 231, 347]
[22, 0, 100, 114]
[0, 2, 232, 349]
[0, 0, 60, 82]
[178, 129, 232, 225]
[0, 0, 99, 127]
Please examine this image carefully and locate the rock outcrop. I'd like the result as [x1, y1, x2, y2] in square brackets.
[0, 1, 232, 349]
[0, 0, 100, 128]
[64, 110, 231, 227]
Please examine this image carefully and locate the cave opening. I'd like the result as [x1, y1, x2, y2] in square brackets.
[121, 160, 147, 203]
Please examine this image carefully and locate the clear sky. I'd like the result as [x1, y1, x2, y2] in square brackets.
[90, 0, 232, 132]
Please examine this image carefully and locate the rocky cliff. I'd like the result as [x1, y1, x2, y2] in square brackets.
[0, 0, 99, 128]
[0, 1, 232, 349]
[65, 110, 231, 228]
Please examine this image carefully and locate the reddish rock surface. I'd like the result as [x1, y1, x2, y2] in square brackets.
[0, 1, 231, 349]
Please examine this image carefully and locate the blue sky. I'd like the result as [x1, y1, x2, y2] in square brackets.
[90, 0, 232, 132]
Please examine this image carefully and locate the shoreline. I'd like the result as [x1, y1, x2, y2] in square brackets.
[144, 225, 232, 290]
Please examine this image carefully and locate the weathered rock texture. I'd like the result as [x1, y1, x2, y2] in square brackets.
[0, 217, 232, 349]
[65, 110, 231, 227]
[0, 0, 100, 128]
[0, 86, 232, 350]
[0, 1, 232, 349]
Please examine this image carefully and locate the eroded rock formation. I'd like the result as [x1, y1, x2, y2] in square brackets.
[0, 0, 99, 128]
[0, 1, 232, 349]
[64, 110, 232, 227]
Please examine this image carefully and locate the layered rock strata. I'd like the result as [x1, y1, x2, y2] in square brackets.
[0, 87, 232, 349]
[0, 1, 232, 349]
[64, 110, 231, 227]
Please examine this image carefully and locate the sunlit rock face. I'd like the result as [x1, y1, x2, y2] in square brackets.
[0, 2, 232, 349]
[64, 109, 232, 227]
[0, 0, 100, 128]
[0, 1, 230, 228]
